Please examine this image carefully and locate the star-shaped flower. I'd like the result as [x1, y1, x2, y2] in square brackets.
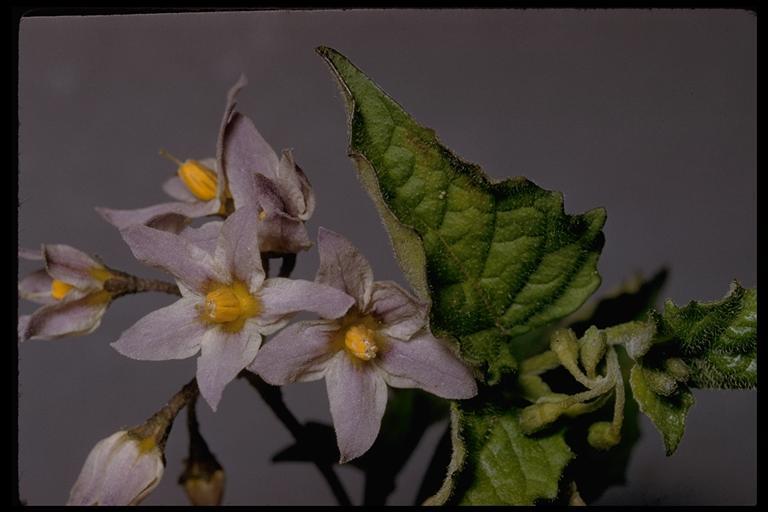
[18, 244, 117, 341]
[249, 228, 477, 462]
[97, 76, 316, 255]
[112, 207, 354, 411]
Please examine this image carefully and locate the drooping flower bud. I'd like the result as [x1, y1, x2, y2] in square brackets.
[179, 459, 225, 506]
[587, 421, 621, 450]
[67, 430, 164, 506]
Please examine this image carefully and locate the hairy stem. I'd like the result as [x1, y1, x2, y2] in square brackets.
[240, 372, 352, 506]
[103, 268, 181, 298]
[132, 378, 198, 450]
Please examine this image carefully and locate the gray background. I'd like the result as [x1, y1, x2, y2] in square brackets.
[18, 9, 756, 505]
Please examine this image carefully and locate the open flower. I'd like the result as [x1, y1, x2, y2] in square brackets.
[97, 75, 316, 255]
[95, 76, 247, 233]
[249, 228, 477, 463]
[67, 430, 164, 506]
[112, 207, 354, 411]
[18, 244, 116, 341]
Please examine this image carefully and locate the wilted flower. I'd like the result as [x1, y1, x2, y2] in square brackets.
[18, 244, 116, 341]
[95, 76, 247, 233]
[221, 109, 315, 253]
[112, 206, 354, 410]
[67, 430, 164, 506]
[97, 75, 316, 255]
[179, 458, 225, 506]
[249, 228, 478, 463]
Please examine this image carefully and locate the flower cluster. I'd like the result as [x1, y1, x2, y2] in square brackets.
[19, 77, 477, 506]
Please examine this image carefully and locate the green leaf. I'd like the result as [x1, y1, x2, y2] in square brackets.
[317, 46, 606, 381]
[425, 397, 573, 505]
[655, 283, 757, 389]
[629, 365, 695, 456]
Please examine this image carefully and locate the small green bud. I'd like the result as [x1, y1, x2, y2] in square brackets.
[641, 366, 679, 396]
[551, 329, 580, 367]
[519, 402, 566, 434]
[587, 421, 621, 450]
[664, 357, 690, 382]
[579, 326, 607, 378]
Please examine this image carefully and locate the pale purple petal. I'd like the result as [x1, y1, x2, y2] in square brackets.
[223, 114, 280, 211]
[317, 228, 374, 310]
[257, 209, 312, 254]
[68, 431, 164, 506]
[197, 324, 262, 411]
[248, 320, 339, 384]
[162, 176, 198, 203]
[215, 75, 248, 199]
[111, 297, 206, 361]
[95, 200, 218, 233]
[43, 244, 102, 289]
[376, 332, 477, 399]
[213, 205, 264, 291]
[18, 269, 56, 304]
[258, 278, 355, 325]
[326, 353, 388, 463]
[18, 315, 30, 341]
[179, 221, 223, 256]
[19, 247, 43, 261]
[20, 294, 110, 341]
[275, 149, 308, 218]
[294, 163, 316, 221]
[121, 225, 227, 291]
[368, 281, 428, 340]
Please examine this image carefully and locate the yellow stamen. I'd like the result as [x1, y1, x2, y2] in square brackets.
[50, 279, 73, 300]
[344, 324, 379, 361]
[258, 209, 267, 221]
[178, 160, 218, 201]
[201, 281, 262, 329]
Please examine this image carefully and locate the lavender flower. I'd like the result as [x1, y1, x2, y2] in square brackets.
[95, 77, 247, 233]
[249, 228, 477, 462]
[97, 76, 315, 255]
[67, 430, 164, 506]
[111, 207, 354, 411]
[18, 245, 116, 341]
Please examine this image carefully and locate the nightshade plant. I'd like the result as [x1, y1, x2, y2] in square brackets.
[17, 48, 756, 506]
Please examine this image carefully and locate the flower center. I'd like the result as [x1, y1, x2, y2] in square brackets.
[201, 281, 261, 326]
[343, 324, 379, 361]
[178, 160, 218, 201]
[50, 279, 73, 300]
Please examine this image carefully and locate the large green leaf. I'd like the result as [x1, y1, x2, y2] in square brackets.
[317, 47, 606, 381]
[654, 283, 757, 389]
[424, 396, 573, 505]
[622, 282, 756, 455]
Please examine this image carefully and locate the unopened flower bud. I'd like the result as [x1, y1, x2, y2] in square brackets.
[179, 459, 225, 506]
[579, 326, 607, 378]
[551, 329, 580, 368]
[520, 401, 566, 434]
[67, 430, 164, 505]
[587, 421, 621, 450]
[664, 357, 690, 382]
[641, 366, 679, 396]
